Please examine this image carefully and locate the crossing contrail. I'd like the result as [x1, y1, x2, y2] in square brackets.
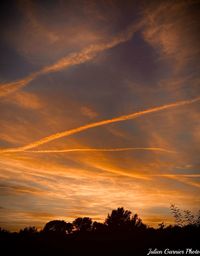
[24, 147, 177, 154]
[0, 21, 143, 98]
[0, 96, 199, 153]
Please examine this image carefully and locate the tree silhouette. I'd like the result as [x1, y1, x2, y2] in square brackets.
[19, 226, 38, 235]
[105, 207, 132, 231]
[158, 222, 165, 230]
[43, 220, 69, 234]
[130, 213, 146, 230]
[92, 221, 107, 232]
[196, 210, 200, 227]
[170, 204, 199, 227]
[65, 222, 73, 234]
[0, 206, 200, 256]
[73, 217, 92, 232]
[170, 204, 184, 226]
[0, 227, 9, 234]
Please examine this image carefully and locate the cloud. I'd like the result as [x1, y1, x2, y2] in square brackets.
[9, 0, 142, 65]
[0, 183, 45, 196]
[24, 147, 176, 154]
[81, 106, 98, 119]
[142, 1, 200, 69]
[0, 146, 199, 231]
[1, 0, 200, 231]
[5, 0, 106, 65]
[1, 96, 199, 152]
[0, 20, 143, 98]
[0, 73, 38, 97]
[2, 91, 43, 109]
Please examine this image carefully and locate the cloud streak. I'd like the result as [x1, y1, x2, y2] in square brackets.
[23, 147, 177, 154]
[0, 73, 39, 97]
[0, 21, 143, 98]
[1, 96, 200, 153]
[142, 1, 200, 69]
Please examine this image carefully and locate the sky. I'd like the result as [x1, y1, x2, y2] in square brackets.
[0, 0, 200, 231]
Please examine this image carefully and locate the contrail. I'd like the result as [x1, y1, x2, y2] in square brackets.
[157, 174, 200, 189]
[24, 147, 177, 154]
[0, 73, 39, 97]
[0, 96, 199, 153]
[0, 21, 143, 98]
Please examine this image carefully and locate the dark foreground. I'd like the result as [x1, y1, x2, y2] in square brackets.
[1, 207, 200, 255]
[1, 227, 200, 256]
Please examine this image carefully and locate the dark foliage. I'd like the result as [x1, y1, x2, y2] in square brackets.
[0, 206, 200, 256]
[43, 220, 73, 234]
[73, 217, 92, 232]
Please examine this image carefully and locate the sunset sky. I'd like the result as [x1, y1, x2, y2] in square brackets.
[0, 0, 200, 231]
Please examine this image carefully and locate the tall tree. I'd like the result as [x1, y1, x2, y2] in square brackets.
[73, 217, 92, 232]
[43, 220, 68, 234]
[105, 207, 131, 231]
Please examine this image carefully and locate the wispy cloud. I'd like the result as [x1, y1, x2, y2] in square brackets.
[0, 73, 38, 97]
[1, 96, 199, 152]
[158, 174, 200, 189]
[23, 147, 176, 154]
[0, 21, 143, 98]
[1, 0, 199, 231]
[2, 91, 43, 109]
[142, 1, 200, 69]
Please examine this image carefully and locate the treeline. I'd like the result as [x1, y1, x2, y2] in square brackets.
[0, 206, 200, 256]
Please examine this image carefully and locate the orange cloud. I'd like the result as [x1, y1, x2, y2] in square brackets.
[81, 106, 98, 119]
[2, 91, 43, 109]
[158, 174, 200, 189]
[25, 147, 176, 154]
[0, 73, 38, 97]
[1, 96, 199, 153]
[0, 147, 199, 231]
